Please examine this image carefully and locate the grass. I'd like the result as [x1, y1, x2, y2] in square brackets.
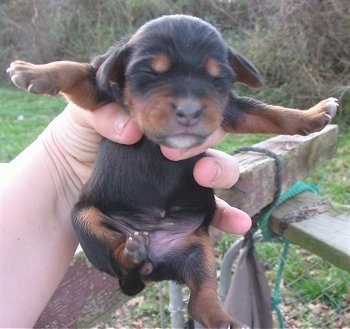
[306, 128, 350, 204]
[1, 87, 349, 327]
[0, 87, 65, 162]
[259, 243, 350, 328]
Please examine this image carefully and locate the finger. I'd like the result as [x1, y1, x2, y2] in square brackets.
[70, 103, 143, 145]
[160, 128, 227, 161]
[193, 149, 240, 189]
[212, 197, 252, 234]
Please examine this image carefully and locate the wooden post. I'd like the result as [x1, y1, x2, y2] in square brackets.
[216, 125, 338, 217]
[269, 192, 350, 273]
[34, 254, 130, 328]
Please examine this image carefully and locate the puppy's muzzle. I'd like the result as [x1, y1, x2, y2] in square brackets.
[174, 101, 203, 127]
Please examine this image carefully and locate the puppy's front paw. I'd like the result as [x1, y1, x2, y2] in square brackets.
[124, 231, 150, 265]
[313, 97, 338, 119]
[7, 60, 59, 95]
[306, 97, 338, 132]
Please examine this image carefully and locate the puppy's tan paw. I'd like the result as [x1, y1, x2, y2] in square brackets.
[303, 97, 338, 134]
[310, 97, 338, 122]
[7, 60, 59, 95]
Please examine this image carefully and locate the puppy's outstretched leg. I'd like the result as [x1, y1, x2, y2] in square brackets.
[224, 96, 338, 136]
[7, 60, 100, 110]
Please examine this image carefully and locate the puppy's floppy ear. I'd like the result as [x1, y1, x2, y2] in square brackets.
[96, 44, 130, 91]
[228, 49, 264, 88]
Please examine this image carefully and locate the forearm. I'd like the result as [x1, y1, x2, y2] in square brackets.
[0, 108, 98, 327]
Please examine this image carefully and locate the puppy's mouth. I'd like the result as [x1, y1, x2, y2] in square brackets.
[148, 132, 208, 149]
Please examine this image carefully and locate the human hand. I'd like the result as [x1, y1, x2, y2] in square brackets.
[69, 102, 251, 234]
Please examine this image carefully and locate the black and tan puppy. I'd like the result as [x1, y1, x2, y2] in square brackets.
[8, 15, 337, 329]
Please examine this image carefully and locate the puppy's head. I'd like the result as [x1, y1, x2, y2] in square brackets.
[97, 15, 263, 149]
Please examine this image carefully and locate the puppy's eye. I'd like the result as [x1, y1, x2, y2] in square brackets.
[211, 71, 234, 93]
[141, 69, 158, 77]
[132, 66, 159, 79]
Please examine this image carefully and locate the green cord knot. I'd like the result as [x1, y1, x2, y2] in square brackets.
[260, 181, 321, 240]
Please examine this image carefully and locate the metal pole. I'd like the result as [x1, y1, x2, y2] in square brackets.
[158, 282, 165, 328]
[169, 281, 185, 328]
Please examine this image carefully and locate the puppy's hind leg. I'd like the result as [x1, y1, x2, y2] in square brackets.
[72, 205, 149, 295]
[184, 229, 247, 329]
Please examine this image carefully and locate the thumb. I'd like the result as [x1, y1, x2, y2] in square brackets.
[72, 102, 143, 145]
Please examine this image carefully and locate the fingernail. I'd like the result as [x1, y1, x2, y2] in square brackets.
[113, 114, 130, 137]
[210, 161, 222, 183]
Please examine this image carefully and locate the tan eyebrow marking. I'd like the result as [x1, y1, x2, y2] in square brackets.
[150, 54, 172, 73]
[205, 58, 221, 78]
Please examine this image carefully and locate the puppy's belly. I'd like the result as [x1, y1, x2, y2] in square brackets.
[147, 218, 204, 259]
[109, 210, 206, 264]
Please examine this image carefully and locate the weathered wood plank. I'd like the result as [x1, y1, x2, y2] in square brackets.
[34, 254, 129, 328]
[269, 191, 350, 272]
[216, 125, 338, 217]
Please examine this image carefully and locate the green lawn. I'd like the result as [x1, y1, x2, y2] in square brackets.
[306, 129, 350, 204]
[0, 88, 65, 162]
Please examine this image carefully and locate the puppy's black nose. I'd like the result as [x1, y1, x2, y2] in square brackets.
[175, 102, 202, 126]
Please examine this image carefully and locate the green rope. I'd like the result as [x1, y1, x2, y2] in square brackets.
[260, 181, 321, 240]
[258, 181, 321, 329]
[271, 239, 290, 329]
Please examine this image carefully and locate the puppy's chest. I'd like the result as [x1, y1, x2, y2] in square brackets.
[93, 138, 211, 213]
